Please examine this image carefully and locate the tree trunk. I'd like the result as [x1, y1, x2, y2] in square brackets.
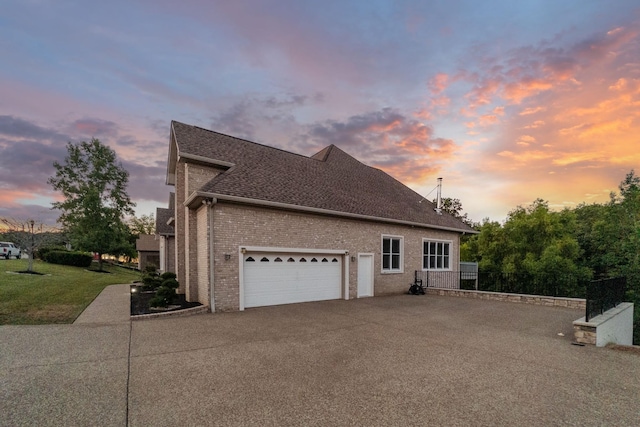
[28, 253, 34, 272]
[98, 253, 103, 271]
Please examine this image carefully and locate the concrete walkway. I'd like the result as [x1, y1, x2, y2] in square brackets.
[2, 288, 640, 426]
[2, 284, 132, 426]
[74, 283, 131, 324]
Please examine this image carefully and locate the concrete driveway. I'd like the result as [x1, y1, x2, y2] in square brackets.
[2, 287, 639, 426]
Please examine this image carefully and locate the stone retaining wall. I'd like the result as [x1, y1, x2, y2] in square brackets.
[425, 288, 586, 309]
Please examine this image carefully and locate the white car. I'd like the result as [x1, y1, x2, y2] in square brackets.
[0, 242, 21, 259]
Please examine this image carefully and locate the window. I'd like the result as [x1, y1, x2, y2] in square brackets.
[423, 240, 451, 270]
[382, 235, 403, 272]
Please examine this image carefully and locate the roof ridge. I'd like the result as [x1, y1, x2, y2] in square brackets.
[172, 120, 312, 161]
[310, 144, 335, 162]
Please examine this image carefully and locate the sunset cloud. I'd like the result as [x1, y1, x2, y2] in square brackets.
[424, 21, 640, 219]
[299, 108, 457, 184]
[2, 1, 639, 224]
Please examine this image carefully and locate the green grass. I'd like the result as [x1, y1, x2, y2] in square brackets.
[0, 258, 140, 324]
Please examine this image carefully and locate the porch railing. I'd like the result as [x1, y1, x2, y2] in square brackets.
[585, 277, 627, 322]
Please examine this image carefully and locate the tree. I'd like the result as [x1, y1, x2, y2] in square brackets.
[48, 138, 135, 271]
[596, 170, 640, 343]
[128, 213, 155, 235]
[432, 197, 474, 226]
[0, 218, 64, 273]
[462, 199, 590, 294]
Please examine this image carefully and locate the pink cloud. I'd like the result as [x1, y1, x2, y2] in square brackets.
[443, 24, 640, 217]
[299, 108, 458, 185]
[520, 107, 545, 115]
[428, 73, 449, 95]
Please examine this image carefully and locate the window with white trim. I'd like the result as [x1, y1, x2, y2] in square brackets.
[423, 240, 451, 270]
[382, 235, 403, 272]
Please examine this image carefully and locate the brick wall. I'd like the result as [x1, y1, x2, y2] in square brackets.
[211, 203, 461, 311]
[166, 236, 175, 273]
[186, 163, 225, 192]
[174, 161, 186, 293]
[196, 204, 211, 306]
[186, 208, 198, 301]
[174, 160, 225, 295]
[159, 235, 176, 273]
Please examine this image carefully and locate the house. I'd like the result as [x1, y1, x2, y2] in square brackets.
[135, 234, 160, 271]
[155, 193, 175, 273]
[163, 120, 475, 312]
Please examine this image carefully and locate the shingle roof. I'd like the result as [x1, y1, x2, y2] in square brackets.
[171, 121, 475, 233]
[156, 208, 174, 236]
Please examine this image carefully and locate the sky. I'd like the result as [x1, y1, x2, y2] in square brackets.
[1, 0, 639, 228]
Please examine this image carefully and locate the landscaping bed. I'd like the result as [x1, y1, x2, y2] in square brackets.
[130, 285, 202, 315]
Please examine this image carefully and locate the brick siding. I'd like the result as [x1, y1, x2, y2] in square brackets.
[196, 204, 211, 306]
[210, 203, 460, 311]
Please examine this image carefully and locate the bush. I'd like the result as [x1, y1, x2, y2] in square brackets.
[149, 285, 177, 308]
[36, 246, 67, 260]
[44, 250, 93, 267]
[148, 272, 179, 308]
[160, 271, 176, 281]
[141, 265, 162, 291]
[161, 278, 179, 290]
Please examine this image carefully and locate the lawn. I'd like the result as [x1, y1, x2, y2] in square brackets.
[0, 258, 140, 324]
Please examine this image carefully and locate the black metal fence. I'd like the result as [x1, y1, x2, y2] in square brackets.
[414, 270, 588, 299]
[585, 277, 627, 322]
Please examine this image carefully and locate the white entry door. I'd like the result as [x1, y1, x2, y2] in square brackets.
[244, 252, 342, 308]
[357, 253, 374, 297]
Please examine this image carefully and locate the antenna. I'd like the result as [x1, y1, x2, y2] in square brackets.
[435, 177, 443, 215]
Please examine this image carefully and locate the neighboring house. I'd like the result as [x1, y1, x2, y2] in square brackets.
[163, 120, 476, 312]
[156, 193, 175, 273]
[136, 234, 160, 271]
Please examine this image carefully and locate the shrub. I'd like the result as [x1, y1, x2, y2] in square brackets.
[149, 272, 180, 308]
[36, 246, 67, 260]
[44, 250, 93, 267]
[141, 265, 162, 291]
[160, 278, 179, 290]
[160, 271, 176, 281]
[149, 285, 177, 308]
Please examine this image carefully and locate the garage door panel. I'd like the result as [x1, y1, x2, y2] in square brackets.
[244, 253, 342, 308]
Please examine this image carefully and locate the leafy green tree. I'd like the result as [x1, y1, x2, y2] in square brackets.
[48, 138, 135, 271]
[433, 197, 474, 226]
[462, 199, 590, 294]
[599, 171, 640, 343]
[461, 171, 640, 343]
[128, 213, 156, 235]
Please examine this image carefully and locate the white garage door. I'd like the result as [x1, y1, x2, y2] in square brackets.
[243, 252, 342, 308]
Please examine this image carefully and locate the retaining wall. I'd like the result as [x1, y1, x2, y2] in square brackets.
[573, 302, 634, 347]
[425, 287, 586, 309]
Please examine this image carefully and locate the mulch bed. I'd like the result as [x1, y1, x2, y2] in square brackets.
[130, 285, 202, 315]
